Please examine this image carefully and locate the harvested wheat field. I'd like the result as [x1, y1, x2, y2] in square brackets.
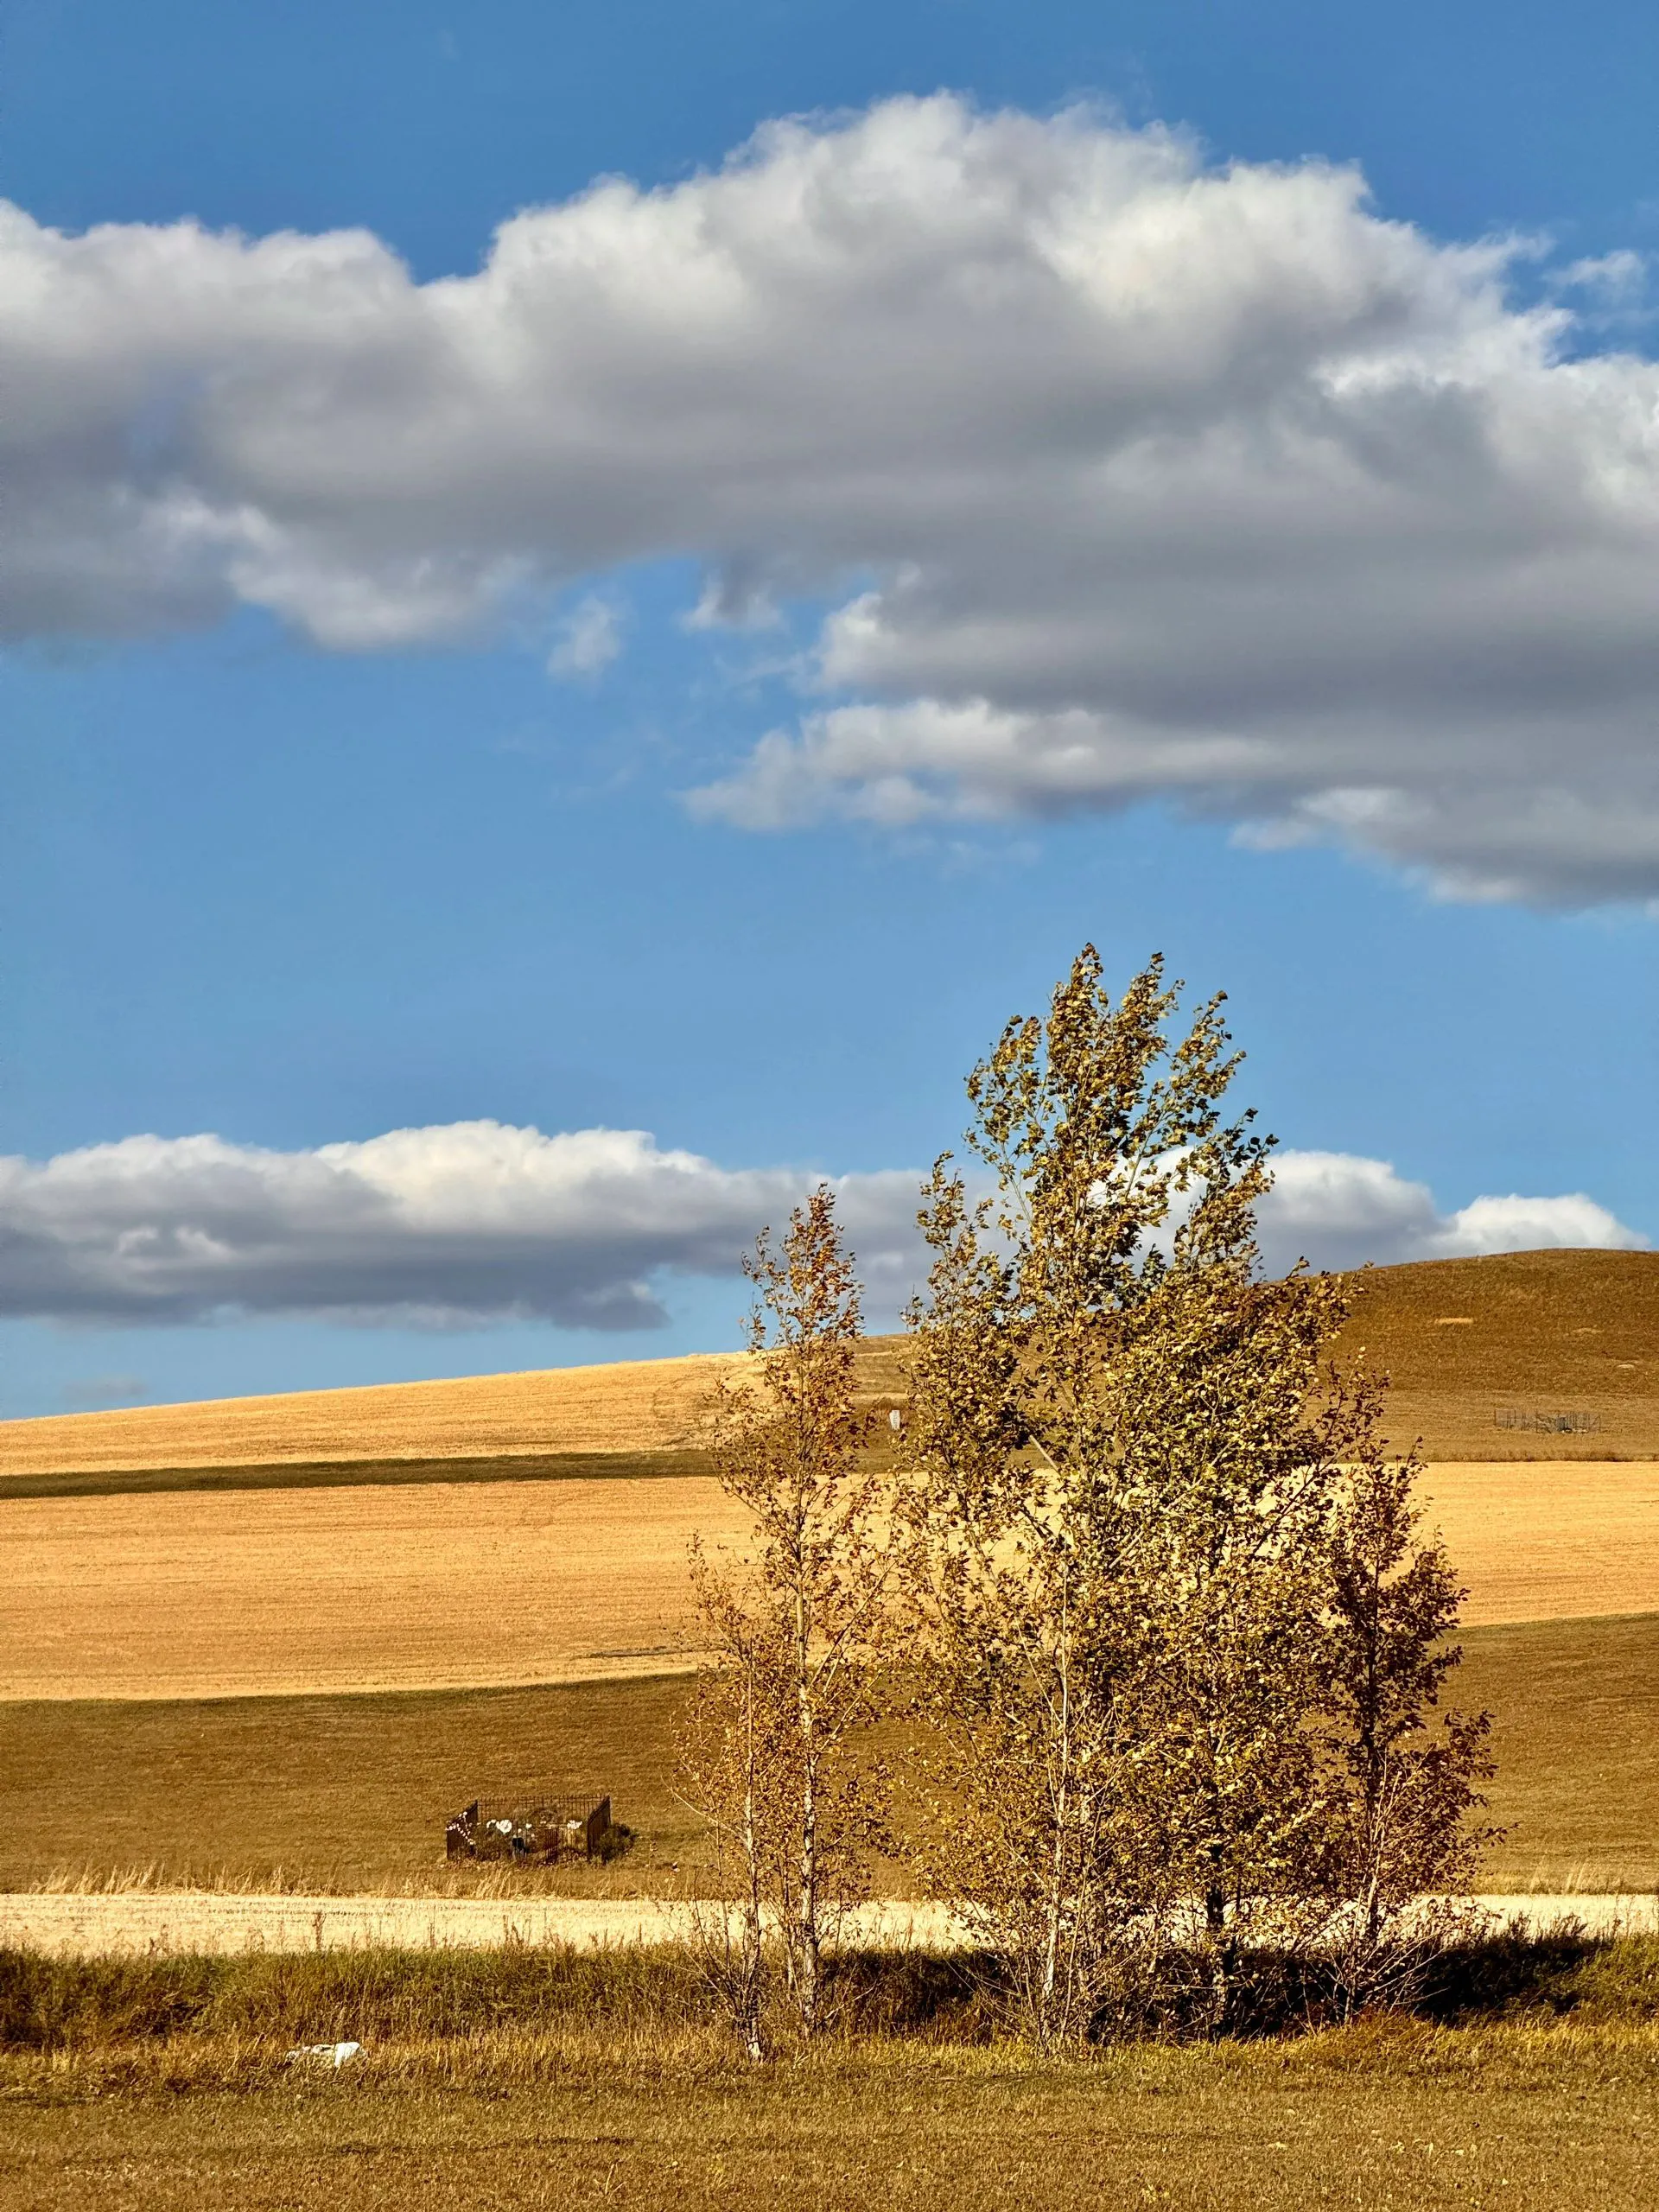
[0, 1351, 753, 1479]
[0, 1459, 1653, 1705]
[0, 1477, 752, 1701]
[1415, 1459, 1659, 1625]
[0, 1338, 915, 1498]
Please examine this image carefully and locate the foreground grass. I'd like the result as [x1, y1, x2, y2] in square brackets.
[4, 1612, 1657, 1893]
[3, 2022, 1657, 2210]
[3, 1940, 1656, 2209]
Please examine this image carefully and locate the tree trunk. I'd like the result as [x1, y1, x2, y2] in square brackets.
[794, 1580, 821, 2031]
[740, 1681, 766, 2063]
[1039, 1618, 1074, 2044]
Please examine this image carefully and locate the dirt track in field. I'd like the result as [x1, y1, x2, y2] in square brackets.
[0, 1461, 1653, 1703]
[2, 1890, 1651, 1957]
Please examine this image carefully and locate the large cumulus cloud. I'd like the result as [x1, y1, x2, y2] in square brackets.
[0, 1123, 925, 1330]
[0, 1122, 1643, 1330]
[7, 95, 1659, 899]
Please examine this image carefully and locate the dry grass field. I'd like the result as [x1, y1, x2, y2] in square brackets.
[1457, 1614, 1659, 1891]
[2, 1614, 1654, 1895]
[0, 1455, 1651, 1706]
[7, 2023, 1659, 2212]
[1332, 1249, 1659, 1460]
[0, 1675, 703, 1894]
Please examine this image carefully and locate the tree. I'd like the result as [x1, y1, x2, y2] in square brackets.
[1317, 1410, 1496, 2011]
[679, 1187, 887, 2052]
[896, 949, 1314, 2037]
[895, 947, 1491, 2040]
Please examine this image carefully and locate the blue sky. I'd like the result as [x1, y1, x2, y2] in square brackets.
[3, 0, 1656, 1417]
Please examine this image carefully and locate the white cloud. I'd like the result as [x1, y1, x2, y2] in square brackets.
[7, 98, 1659, 902]
[1558, 250, 1648, 304]
[1257, 1149, 1649, 1274]
[547, 594, 624, 678]
[0, 1123, 1643, 1332]
[0, 1122, 926, 1331]
[687, 698, 1273, 830]
[1433, 1189, 1644, 1255]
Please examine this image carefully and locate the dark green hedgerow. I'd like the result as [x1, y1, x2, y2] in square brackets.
[1423, 1929, 1659, 2024]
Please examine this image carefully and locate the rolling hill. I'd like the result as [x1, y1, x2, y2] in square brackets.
[1330, 1248, 1659, 1459]
[0, 1249, 1652, 1887]
[1, 1248, 1652, 1491]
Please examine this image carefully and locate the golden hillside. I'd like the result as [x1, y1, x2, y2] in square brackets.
[0, 1248, 1651, 1485]
[0, 1336, 915, 1484]
[1332, 1249, 1659, 1459]
[0, 1351, 748, 1479]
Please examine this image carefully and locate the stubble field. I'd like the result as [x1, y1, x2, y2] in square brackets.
[0, 1475, 754, 1702]
[1331, 1249, 1659, 1461]
[0, 1458, 1652, 1704]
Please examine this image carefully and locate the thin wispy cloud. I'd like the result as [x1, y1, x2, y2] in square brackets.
[547, 594, 625, 679]
[57, 1374, 150, 1409]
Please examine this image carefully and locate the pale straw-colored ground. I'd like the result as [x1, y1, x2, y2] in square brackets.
[0, 1351, 755, 1477]
[0, 1459, 1652, 1702]
[2, 1890, 1653, 1957]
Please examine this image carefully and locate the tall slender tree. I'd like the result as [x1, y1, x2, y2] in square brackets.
[680, 1187, 887, 2049]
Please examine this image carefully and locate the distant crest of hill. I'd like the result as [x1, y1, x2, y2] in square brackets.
[1327, 1248, 1659, 1461]
[0, 1249, 1653, 1498]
